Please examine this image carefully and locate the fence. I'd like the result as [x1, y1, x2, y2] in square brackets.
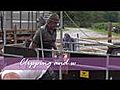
[0, 11, 52, 30]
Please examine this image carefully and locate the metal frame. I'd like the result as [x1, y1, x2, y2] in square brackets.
[1, 11, 120, 80]
[32, 46, 119, 80]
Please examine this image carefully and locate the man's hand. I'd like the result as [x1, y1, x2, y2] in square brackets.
[52, 43, 57, 50]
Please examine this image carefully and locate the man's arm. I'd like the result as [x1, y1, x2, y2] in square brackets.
[29, 29, 40, 48]
[52, 43, 57, 50]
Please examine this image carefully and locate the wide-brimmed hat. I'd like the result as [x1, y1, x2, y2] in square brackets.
[47, 13, 59, 23]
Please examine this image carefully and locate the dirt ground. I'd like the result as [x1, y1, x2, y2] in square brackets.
[57, 27, 120, 54]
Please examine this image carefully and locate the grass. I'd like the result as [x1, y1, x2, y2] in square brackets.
[89, 28, 108, 35]
[57, 27, 120, 39]
[90, 28, 120, 38]
[112, 32, 120, 37]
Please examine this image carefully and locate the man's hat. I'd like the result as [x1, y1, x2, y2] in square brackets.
[47, 13, 59, 23]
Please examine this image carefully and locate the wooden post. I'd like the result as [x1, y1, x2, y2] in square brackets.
[76, 33, 79, 51]
[1, 12, 4, 43]
[31, 11, 33, 32]
[11, 11, 13, 29]
[3, 11, 6, 46]
[108, 22, 112, 43]
[20, 11, 22, 29]
[14, 24, 17, 44]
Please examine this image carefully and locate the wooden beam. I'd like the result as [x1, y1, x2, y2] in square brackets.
[108, 22, 112, 43]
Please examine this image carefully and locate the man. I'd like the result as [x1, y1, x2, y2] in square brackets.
[63, 33, 75, 51]
[29, 13, 59, 57]
[29, 13, 60, 80]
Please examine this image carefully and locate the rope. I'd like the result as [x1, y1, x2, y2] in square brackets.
[39, 28, 44, 60]
[64, 11, 120, 52]
[64, 11, 96, 52]
[64, 11, 91, 38]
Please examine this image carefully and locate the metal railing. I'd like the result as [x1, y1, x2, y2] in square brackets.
[33, 48, 112, 80]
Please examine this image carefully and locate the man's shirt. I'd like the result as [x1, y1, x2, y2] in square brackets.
[33, 25, 57, 49]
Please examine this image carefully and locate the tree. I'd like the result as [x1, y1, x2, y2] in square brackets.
[103, 11, 119, 22]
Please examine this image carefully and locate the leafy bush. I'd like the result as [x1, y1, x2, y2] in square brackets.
[91, 23, 107, 29]
[91, 22, 120, 30]
[112, 23, 120, 27]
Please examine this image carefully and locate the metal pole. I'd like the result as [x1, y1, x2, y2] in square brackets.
[106, 54, 110, 80]
[39, 11, 44, 60]
[3, 11, 6, 46]
[59, 11, 63, 80]
[1, 12, 4, 43]
[76, 33, 79, 51]
[60, 11, 63, 52]
[39, 26, 44, 60]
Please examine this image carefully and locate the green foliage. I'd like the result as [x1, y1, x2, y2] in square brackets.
[51, 11, 120, 28]
[91, 22, 120, 36]
[91, 22, 120, 30]
[91, 23, 107, 30]
[103, 11, 119, 22]
[112, 23, 120, 27]
[64, 11, 93, 27]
